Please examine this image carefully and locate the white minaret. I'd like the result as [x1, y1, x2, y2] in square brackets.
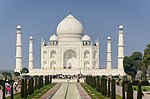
[28, 36, 34, 70]
[118, 24, 124, 69]
[106, 36, 112, 69]
[15, 25, 22, 72]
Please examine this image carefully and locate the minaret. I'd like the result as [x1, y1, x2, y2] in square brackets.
[28, 36, 34, 70]
[106, 36, 112, 69]
[118, 24, 124, 69]
[15, 25, 22, 72]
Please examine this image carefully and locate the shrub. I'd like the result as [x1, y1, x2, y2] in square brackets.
[134, 87, 136, 91]
[141, 80, 149, 86]
[143, 89, 147, 91]
[132, 80, 140, 86]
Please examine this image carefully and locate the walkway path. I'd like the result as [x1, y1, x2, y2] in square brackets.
[116, 85, 150, 99]
[40, 80, 91, 99]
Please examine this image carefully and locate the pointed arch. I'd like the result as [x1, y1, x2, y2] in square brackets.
[84, 51, 90, 58]
[50, 61, 56, 69]
[84, 61, 90, 69]
[50, 50, 56, 58]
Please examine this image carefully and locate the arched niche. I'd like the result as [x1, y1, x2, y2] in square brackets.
[63, 49, 77, 69]
[50, 61, 56, 69]
[84, 51, 90, 58]
[43, 51, 47, 59]
[93, 51, 97, 59]
[84, 61, 90, 69]
[50, 50, 56, 58]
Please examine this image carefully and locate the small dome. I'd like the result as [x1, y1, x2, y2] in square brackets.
[107, 36, 111, 40]
[49, 34, 58, 41]
[82, 35, 91, 41]
[57, 14, 83, 35]
[16, 25, 22, 31]
[119, 24, 124, 31]
[29, 36, 33, 40]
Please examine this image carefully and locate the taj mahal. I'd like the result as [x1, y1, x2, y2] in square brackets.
[15, 11, 125, 76]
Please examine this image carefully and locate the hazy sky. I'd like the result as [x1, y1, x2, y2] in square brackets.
[0, 0, 150, 70]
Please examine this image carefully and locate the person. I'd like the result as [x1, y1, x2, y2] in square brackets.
[0, 87, 2, 99]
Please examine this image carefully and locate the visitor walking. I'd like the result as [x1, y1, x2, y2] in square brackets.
[0, 87, 2, 99]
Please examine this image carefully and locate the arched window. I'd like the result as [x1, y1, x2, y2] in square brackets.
[50, 61, 56, 69]
[84, 51, 90, 58]
[50, 51, 56, 58]
[93, 51, 97, 59]
[43, 51, 47, 59]
[84, 61, 90, 69]
[43, 61, 47, 69]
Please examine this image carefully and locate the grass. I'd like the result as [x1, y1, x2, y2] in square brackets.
[81, 83, 122, 99]
[6, 83, 56, 99]
[81, 83, 110, 99]
[133, 86, 150, 92]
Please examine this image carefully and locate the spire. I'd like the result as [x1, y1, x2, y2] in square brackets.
[15, 24, 23, 72]
[69, 9, 71, 14]
[118, 24, 124, 69]
[106, 36, 112, 69]
[28, 36, 34, 70]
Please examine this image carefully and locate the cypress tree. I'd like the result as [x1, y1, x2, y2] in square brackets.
[28, 78, 31, 95]
[104, 78, 107, 96]
[111, 79, 116, 99]
[31, 77, 34, 93]
[2, 80, 6, 99]
[102, 77, 105, 95]
[34, 77, 37, 90]
[127, 82, 133, 99]
[38, 76, 41, 89]
[50, 75, 52, 84]
[137, 82, 142, 99]
[45, 76, 47, 86]
[96, 76, 100, 92]
[21, 79, 24, 98]
[108, 78, 110, 97]
[10, 80, 14, 99]
[24, 78, 28, 98]
[122, 81, 125, 99]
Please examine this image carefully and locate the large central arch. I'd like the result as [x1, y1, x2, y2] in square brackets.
[63, 49, 77, 69]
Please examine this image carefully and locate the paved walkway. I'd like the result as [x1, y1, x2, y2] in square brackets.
[116, 85, 150, 99]
[39, 83, 62, 99]
[40, 80, 91, 99]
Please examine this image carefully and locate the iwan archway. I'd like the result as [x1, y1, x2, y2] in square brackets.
[63, 49, 77, 69]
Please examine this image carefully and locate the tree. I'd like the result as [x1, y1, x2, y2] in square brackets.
[2, 71, 12, 80]
[143, 44, 150, 80]
[123, 51, 143, 80]
[123, 56, 137, 80]
[14, 72, 20, 76]
[21, 68, 29, 74]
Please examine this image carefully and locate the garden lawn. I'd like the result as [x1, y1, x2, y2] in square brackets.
[81, 83, 122, 99]
[81, 83, 109, 99]
[6, 83, 56, 99]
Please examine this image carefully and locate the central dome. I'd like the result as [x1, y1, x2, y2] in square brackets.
[57, 14, 83, 35]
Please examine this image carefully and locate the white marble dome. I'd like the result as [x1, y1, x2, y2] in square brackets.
[29, 36, 33, 40]
[107, 36, 111, 40]
[82, 35, 91, 41]
[49, 34, 58, 41]
[119, 24, 124, 30]
[57, 14, 83, 35]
